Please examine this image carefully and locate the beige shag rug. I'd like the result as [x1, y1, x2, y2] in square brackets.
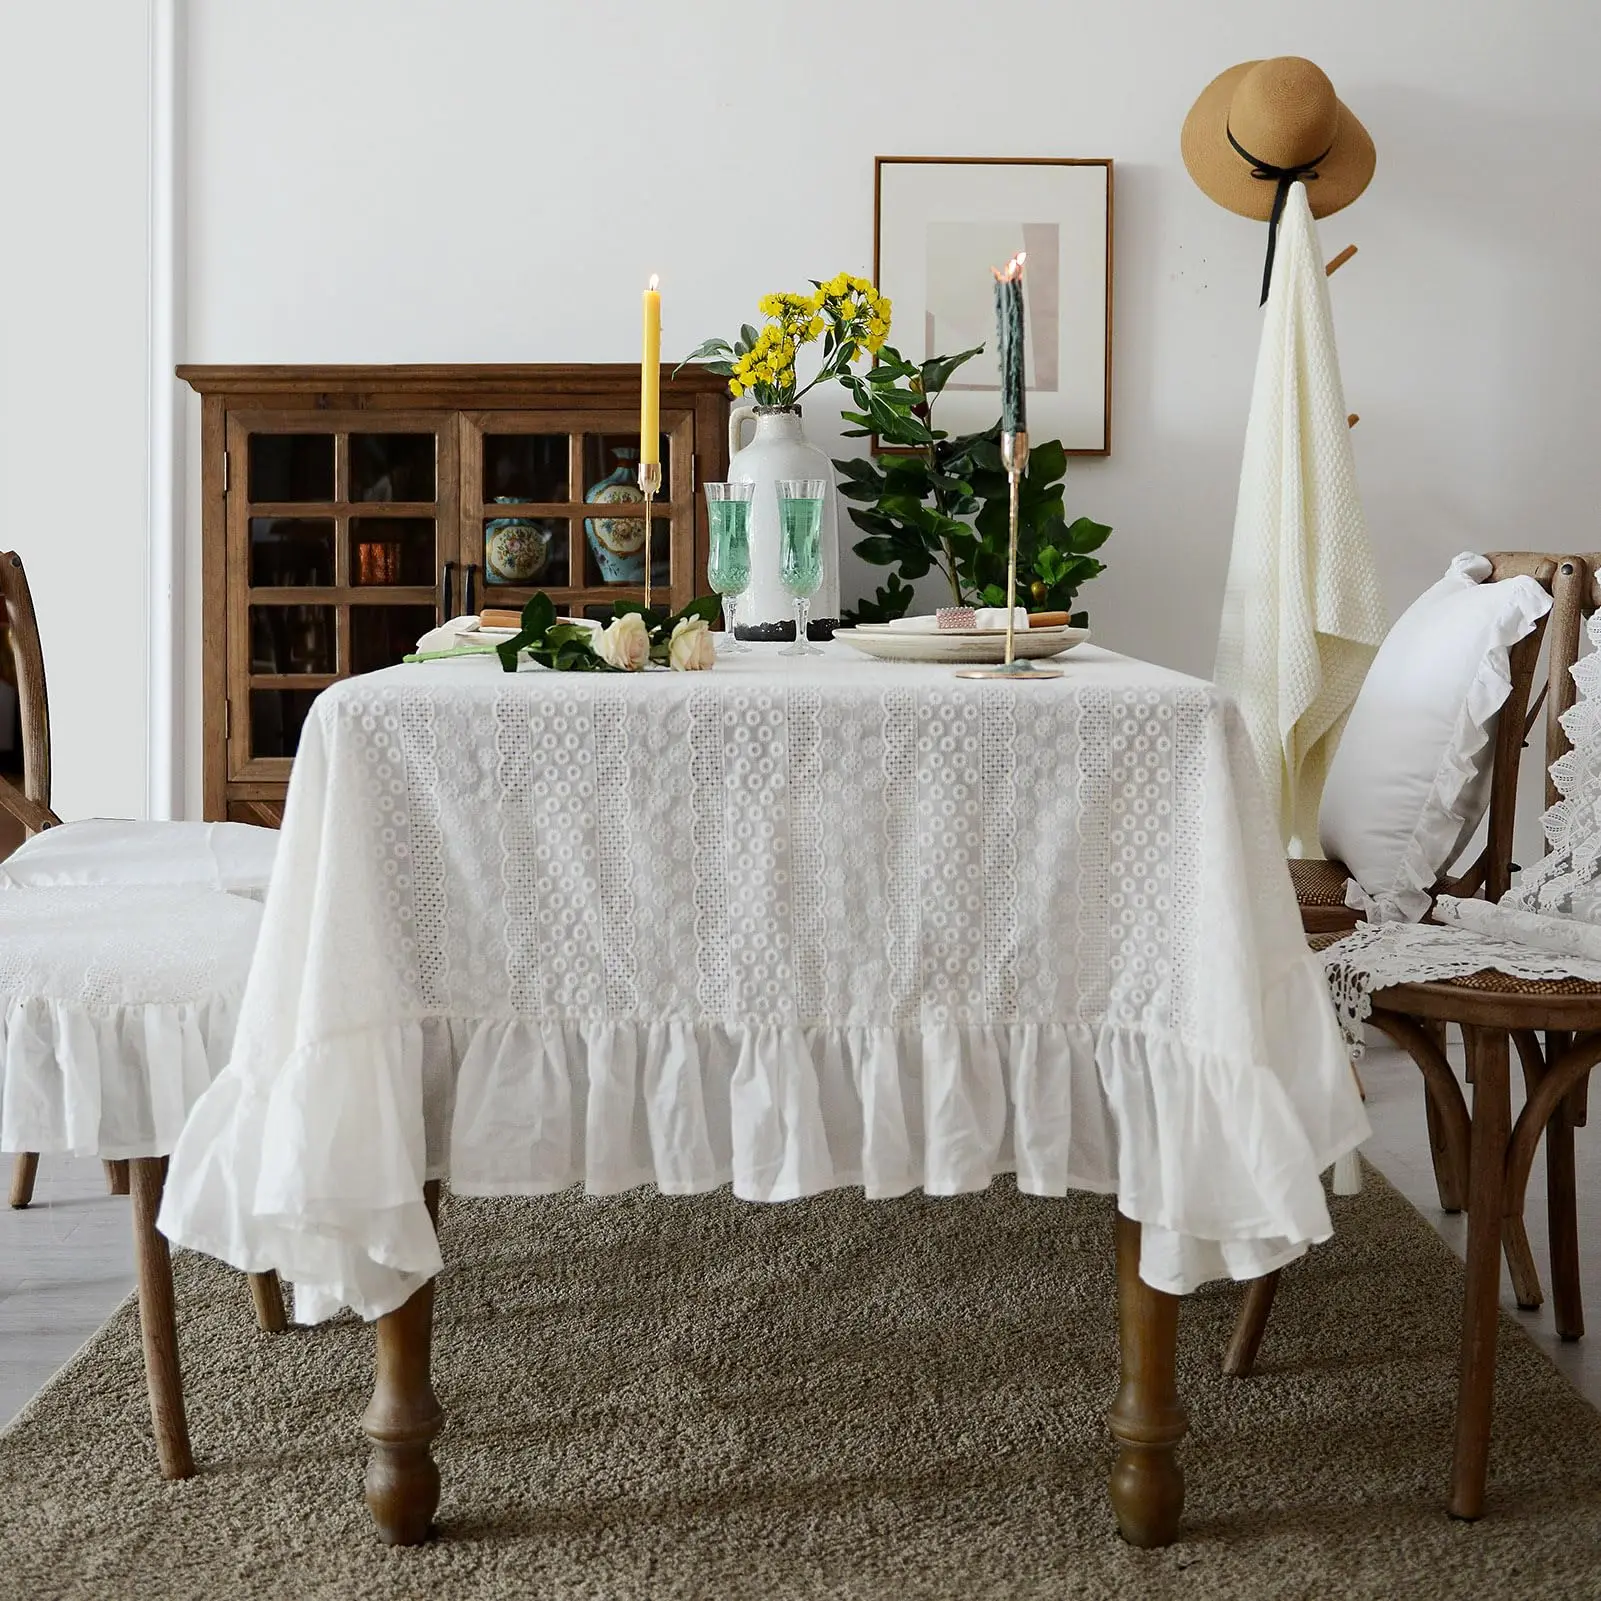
[3, 1168, 1600, 1600]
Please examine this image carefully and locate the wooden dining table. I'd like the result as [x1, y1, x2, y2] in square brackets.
[159, 642, 1367, 1548]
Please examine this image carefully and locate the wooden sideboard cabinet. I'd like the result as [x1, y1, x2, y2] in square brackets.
[181, 364, 731, 825]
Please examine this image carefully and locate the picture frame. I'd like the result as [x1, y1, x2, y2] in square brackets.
[872, 156, 1114, 455]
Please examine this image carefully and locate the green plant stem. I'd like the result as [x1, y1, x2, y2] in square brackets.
[403, 644, 502, 663]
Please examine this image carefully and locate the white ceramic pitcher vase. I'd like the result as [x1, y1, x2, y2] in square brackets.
[725, 404, 840, 640]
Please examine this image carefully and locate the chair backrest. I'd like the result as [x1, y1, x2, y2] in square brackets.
[1438, 552, 1592, 906]
[0, 551, 60, 835]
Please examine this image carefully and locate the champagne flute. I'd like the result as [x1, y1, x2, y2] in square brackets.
[705, 481, 755, 653]
[776, 478, 827, 657]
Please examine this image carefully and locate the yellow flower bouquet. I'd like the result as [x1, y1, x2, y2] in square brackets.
[678, 273, 892, 408]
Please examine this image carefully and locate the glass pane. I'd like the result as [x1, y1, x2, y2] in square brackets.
[249, 518, 334, 587]
[582, 435, 667, 502]
[350, 605, 436, 675]
[249, 434, 334, 502]
[249, 604, 336, 675]
[483, 435, 567, 502]
[583, 515, 668, 588]
[350, 433, 436, 503]
[483, 517, 567, 588]
[249, 689, 321, 760]
[351, 518, 436, 586]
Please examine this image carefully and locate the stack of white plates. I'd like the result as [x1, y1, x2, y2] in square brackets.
[833, 623, 1090, 665]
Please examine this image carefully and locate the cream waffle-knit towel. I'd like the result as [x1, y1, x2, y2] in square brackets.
[1214, 181, 1387, 847]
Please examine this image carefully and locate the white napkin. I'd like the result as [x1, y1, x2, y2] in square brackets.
[975, 607, 1030, 631]
[885, 607, 1029, 634]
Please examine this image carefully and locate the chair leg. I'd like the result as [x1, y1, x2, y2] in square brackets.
[104, 1159, 130, 1196]
[1547, 1095, 1584, 1341]
[8, 1151, 38, 1209]
[1452, 1028, 1511, 1520]
[1223, 1270, 1281, 1379]
[1501, 1215, 1544, 1311]
[1424, 1089, 1466, 1213]
[249, 1271, 288, 1334]
[129, 1157, 194, 1480]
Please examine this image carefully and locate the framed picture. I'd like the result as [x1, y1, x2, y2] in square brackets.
[873, 156, 1113, 455]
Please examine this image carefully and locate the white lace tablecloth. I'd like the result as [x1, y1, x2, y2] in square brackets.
[159, 643, 1366, 1320]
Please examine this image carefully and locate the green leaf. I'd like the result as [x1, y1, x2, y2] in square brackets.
[1064, 515, 1113, 553]
[673, 339, 732, 376]
[520, 592, 557, 636]
[496, 628, 539, 672]
[1026, 438, 1068, 486]
[669, 593, 722, 629]
[919, 344, 985, 398]
[740, 323, 760, 351]
[841, 572, 916, 626]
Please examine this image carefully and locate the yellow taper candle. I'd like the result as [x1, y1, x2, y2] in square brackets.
[640, 274, 661, 465]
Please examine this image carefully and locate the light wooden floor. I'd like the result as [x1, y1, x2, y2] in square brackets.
[4, 1040, 1601, 1428]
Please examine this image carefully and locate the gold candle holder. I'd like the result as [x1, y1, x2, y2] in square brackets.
[637, 460, 663, 612]
[956, 429, 1061, 681]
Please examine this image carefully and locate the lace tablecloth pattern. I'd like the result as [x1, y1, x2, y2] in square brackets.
[160, 644, 1366, 1320]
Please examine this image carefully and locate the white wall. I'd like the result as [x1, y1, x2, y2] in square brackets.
[172, 0, 1601, 811]
[0, 3, 152, 821]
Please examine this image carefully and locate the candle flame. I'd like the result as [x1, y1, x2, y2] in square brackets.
[647, 273, 659, 291]
[990, 252, 1027, 283]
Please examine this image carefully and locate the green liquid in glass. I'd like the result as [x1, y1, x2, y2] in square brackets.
[707, 500, 751, 596]
[778, 497, 824, 596]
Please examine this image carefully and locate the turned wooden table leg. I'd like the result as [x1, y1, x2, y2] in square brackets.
[8, 1151, 38, 1209]
[362, 1179, 442, 1545]
[104, 1158, 131, 1196]
[129, 1156, 194, 1480]
[1106, 1210, 1187, 1547]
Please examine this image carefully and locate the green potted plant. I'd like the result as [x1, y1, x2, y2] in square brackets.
[834, 346, 1111, 625]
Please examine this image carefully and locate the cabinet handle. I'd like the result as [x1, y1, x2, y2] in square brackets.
[441, 559, 458, 618]
[465, 563, 480, 616]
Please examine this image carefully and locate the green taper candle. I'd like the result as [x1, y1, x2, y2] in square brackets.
[993, 252, 1027, 434]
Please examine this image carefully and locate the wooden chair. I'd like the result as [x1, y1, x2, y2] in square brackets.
[0, 550, 274, 1209]
[1287, 551, 1574, 940]
[1226, 553, 1597, 1520]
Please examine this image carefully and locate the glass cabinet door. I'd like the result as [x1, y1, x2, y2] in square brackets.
[459, 409, 695, 622]
[227, 411, 458, 775]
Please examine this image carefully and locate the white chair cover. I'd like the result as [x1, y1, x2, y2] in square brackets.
[0, 885, 262, 1160]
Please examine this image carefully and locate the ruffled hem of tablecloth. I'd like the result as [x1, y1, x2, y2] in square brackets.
[0, 995, 242, 1161]
[158, 958, 1367, 1321]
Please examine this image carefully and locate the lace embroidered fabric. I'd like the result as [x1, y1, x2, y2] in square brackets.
[158, 645, 1366, 1320]
[1324, 610, 1601, 1050]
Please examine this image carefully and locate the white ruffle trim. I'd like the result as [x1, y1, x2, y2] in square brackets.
[0, 994, 242, 1161]
[159, 958, 1368, 1321]
[1356, 558, 1551, 924]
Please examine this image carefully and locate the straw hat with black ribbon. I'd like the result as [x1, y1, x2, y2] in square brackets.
[1182, 57, 1375, 303]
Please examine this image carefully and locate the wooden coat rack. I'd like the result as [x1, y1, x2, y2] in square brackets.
[1326, 244, 1359, 428]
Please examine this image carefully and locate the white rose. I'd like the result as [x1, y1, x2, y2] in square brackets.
[595, 611, 650, 671]
[668, 616, 716, 671]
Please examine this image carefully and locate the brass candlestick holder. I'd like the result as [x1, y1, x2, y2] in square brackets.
[638, 459, 663, 612]
[956, 429, 1062, 681]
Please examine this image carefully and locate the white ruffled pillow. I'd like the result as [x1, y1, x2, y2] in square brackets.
[1318, 553, 1552, 923]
